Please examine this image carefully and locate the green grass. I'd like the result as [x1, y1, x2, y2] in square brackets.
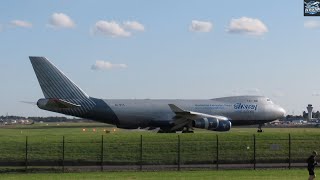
[0, 123, 319, 165]
[0, 169, 311, 180]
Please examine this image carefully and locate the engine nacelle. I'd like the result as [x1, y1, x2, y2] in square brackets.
[192, 118, 231, 131]
[192, 117, 219, 130]
[212, 120, 231, 132]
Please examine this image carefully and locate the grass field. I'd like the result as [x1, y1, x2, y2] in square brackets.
[0, 123, 319, 167]
[1, 122, 319, 136]
[0, 169, 311, 180]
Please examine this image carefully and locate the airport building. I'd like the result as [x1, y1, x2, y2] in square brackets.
[302, 104, 320, 121]
[0, 118, 33, 125]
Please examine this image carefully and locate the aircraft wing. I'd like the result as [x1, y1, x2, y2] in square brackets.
[168, 104, 229, 120]
[168, 104, 229, 131]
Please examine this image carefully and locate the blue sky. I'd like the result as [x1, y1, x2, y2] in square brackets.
[1, 0, 320, 116]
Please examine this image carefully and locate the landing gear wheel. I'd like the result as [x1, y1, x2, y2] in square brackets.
[182, 126, 194, 133]
[182, 130, 194, 133]
[157, 129, 176, 133]
[257, 124, 263, 133]
[157, 129, 164, 133]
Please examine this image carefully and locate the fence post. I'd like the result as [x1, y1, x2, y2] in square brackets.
[178, 135, 181, 171]
[216, 134, 219, 170]
[25, 136, 28, 171]
[289, 133, 291, 169]
[62, 136, 65, 172]
[253, 134, 256, 170]
[101, 135, 104, 172]
[140, 134, 143, 171]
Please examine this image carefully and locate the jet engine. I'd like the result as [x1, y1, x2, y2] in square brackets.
[192, 117, 231, 132]
[213, 119, 232, 131]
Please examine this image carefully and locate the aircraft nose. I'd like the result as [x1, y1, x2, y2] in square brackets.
[276, 106, 286, 118]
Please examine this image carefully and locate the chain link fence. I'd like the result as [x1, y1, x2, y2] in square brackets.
[0, 133, 315, 171]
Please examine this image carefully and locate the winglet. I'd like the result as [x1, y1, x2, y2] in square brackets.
[168, 104, 187, 113]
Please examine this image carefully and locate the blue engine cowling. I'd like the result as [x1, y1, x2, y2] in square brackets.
[192, 118, 231, 132]
[212, 119, 231, 131]
[192, 117, 219, 129]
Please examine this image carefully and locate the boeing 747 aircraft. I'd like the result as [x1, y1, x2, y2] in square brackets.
[29, 57, 286, 133]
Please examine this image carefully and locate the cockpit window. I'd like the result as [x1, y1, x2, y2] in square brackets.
[266, 98, 274, 104]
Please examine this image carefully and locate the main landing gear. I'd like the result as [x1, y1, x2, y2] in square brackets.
[182, 126, 194, 133]
[257, 124, 263, 133]
[157, 129, 176, 133]
[157, 126, 194, 133]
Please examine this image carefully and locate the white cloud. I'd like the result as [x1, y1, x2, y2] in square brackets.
[91, 60, 128, 70]
[230, 89, 241, 96]
[48, 13, 75, 29]
[272, 90, 285, 97]
[230, 88, 262, 96]
[312, 91, 320, 96]
[123, 21, 145, 31]
[227, 17, 268, 36]
[245, 88, 261, 95]
[304, 20, 320, 29]
[10, 20, 32, 28]
[92, 20, 131, 37]
[189, 20, 213, 32]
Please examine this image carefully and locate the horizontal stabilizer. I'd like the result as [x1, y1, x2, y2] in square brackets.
[20, 101, 37, 105]
[37, 98, 81, 109]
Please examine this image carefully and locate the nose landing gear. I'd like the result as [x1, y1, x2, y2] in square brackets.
[257, 124, 263, 133]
